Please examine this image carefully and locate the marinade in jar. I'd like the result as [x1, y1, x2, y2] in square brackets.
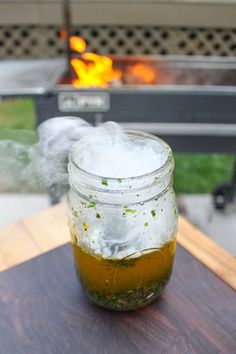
[72, 238, 176, 311]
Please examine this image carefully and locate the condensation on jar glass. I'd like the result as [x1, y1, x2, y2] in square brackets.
[68, 131, 178, 311]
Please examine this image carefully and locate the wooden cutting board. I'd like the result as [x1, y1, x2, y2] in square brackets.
[0, 242, 235, 354]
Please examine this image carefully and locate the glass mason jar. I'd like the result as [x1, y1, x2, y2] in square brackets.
[68, 131, 178, 311]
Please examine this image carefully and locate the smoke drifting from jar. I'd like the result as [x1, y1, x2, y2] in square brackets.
[0, 116, 169, 193]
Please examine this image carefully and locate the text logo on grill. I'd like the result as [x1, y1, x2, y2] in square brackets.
[58, 92, 110, 112]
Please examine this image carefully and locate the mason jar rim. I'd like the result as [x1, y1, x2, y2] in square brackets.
[69, 130, 173, 184]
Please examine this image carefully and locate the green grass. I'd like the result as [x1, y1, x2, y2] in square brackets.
[0, 98, 234, 194]
[0, 98, 35, 130]
[174, 154, 234, 194]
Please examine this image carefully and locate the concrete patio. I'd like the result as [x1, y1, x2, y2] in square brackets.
[0, 193, 49, 226]
[179, 194, 236, 256]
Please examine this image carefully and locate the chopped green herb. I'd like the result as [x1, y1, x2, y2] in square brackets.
[96, 213, 101, 219]
[88, 200, 96, 206]
[72, 210, 78, 217]
[88, 204, 96, 209]
[117, 178, 122, 183]
[89, 194, 93, 199]
[101, 179, 108, 186]
[80, 201, 87, 206]
[144, 222, 149, 227]
[88, 280, 168, 310]
[173, 205, 178, 217]
[151, 210, 157, 219]
[123, 206, 137, 214]
[72, 210, 82, 217]
[124, 208, 137, 214]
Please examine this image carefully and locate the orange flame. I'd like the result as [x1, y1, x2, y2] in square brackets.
[67, 35, 121, 87]
[61, 32, 158, 86]
[126, 63, 156, 85]
[69, 36, 86, 53]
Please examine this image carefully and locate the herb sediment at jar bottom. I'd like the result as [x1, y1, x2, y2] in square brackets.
[71, 237, 176, 311]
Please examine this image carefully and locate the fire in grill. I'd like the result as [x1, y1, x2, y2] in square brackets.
[59, 33, 122, 88]
[59, 28, 236, 89]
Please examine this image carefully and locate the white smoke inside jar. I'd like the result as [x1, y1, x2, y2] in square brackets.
[71, 121, 168, 179]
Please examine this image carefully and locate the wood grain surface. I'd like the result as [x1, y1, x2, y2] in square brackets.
[0, 243, 235, 354]
[0, 203, 236, 291]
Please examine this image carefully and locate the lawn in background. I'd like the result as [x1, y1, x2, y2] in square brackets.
[0, 98, 234, 194]
[0, 98, 35, 130]
[174, 153, 233, 193]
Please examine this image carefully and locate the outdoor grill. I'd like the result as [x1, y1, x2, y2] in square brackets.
[1, 55, 236, 153]
[0, 0, 236, 205]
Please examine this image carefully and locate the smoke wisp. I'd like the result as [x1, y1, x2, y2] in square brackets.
[0, 116, 167, 193]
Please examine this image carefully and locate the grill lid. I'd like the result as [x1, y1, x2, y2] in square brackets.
[0, 59, 66, 95]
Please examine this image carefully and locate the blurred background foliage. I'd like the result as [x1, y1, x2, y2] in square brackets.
[0, 98, 234, 194]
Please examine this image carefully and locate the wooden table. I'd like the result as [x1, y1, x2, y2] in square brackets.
[0, 203, 235, 353]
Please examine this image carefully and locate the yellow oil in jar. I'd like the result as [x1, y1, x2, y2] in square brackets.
[72, 238, 176, 310]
